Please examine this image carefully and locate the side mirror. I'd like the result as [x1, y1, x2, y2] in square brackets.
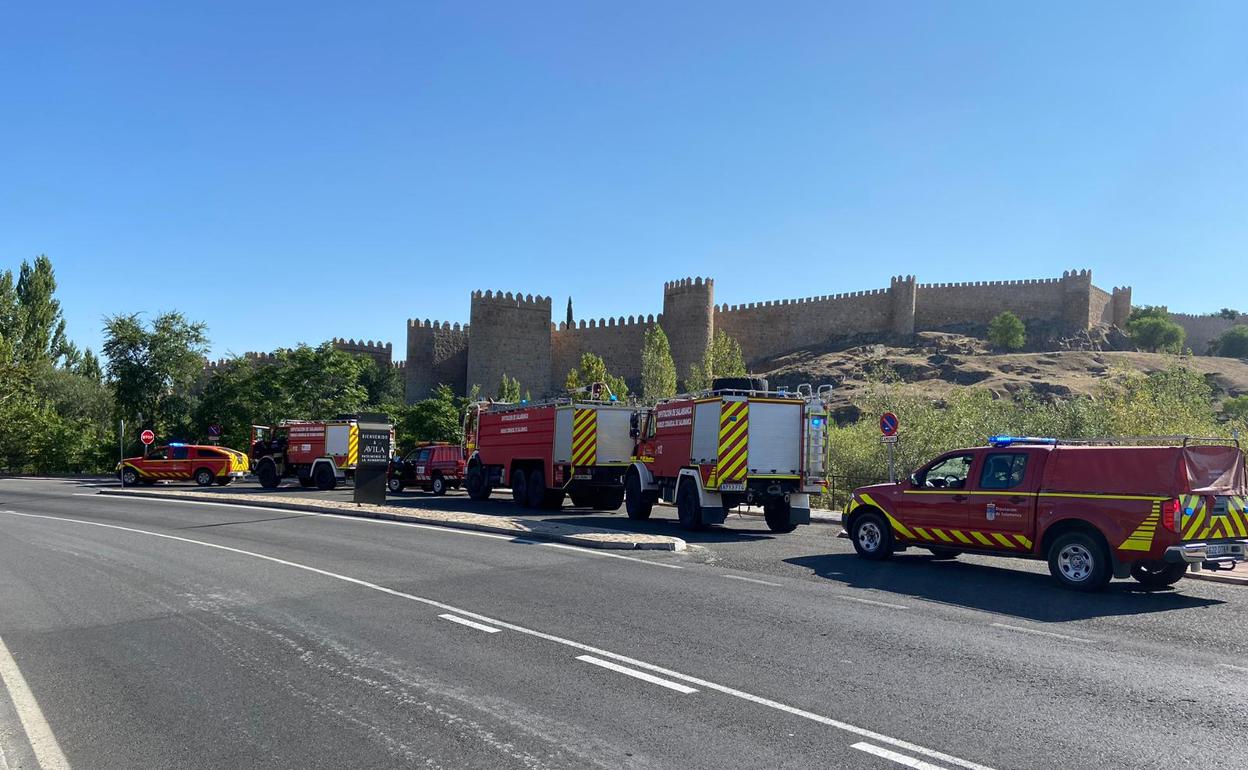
[908, 473, 919, 487]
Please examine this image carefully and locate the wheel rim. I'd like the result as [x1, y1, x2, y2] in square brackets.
[388, 478, 400, 491]
[198, 472, 210, 485]
[858, 521, 883, 552]
[123, 470, 136, 485]
[434, 478, 444, 493]
[1058, 543, 1095, 582]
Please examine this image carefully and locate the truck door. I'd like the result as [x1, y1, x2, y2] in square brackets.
[966, 450, 1038, 551]
[902, 452, 974, 537]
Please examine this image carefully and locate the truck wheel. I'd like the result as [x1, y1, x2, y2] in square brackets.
[625, 473, 653, 520]
[387, 476, 404, 493]
[676, 480, 705, 531]
[926, 547, 961, 560]
[431, 473, 447, 496]
[763, 499, 797, 533]
[258, 462, 280, 489]
[593, 487, 625, 511]
[569, 490, 595, 508]
[850, 511, 893, 560]
[314, 464, 337, 491]
[1047, 532, 1112, 591]
[526, 469, 547, 508]
[1130, 560, 1187, 588]
[194, 468, 215, 487]
[511, 469, 529, 507]
[121, 468, 139, 487]
[466, 466, 491, 501]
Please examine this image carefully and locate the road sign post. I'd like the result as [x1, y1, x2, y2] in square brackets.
[879, 412, 899, 482]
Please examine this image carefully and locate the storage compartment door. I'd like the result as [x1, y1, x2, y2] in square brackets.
[691, 400, 722, 465]
[553, 407, 575, 464]
[594, 408, 634, 466]
[747, 402, 801, 476]
[325, 425, 350, 457]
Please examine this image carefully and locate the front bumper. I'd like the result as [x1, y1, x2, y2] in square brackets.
[1164, 540, 1247, 564]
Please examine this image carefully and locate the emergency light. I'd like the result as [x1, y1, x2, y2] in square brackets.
[988, 435, 1058, 447]
[811, 417, 823, 427]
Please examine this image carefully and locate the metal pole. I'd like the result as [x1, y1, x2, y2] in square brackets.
[119, 418, 124, 466]
[887, 441, 896, 483]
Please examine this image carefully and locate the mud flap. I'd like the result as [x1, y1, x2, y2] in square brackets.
[789, 493, 812, 526]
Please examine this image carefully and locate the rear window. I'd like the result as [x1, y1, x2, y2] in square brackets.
[193, 448, 223, 459]
[979, 453, 1028, 490]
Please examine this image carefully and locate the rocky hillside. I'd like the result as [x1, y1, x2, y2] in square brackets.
[759, 333, 1248, 425]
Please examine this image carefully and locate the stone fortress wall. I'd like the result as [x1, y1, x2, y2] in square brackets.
[404, 269, 1136, 402]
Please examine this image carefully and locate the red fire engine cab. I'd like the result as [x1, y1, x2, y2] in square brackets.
[625, 378, 831, 533]
[463, 395, 634, 510]
[250, 418, 380, 490]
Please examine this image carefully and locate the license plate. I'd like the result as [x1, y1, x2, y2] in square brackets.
[573, 474, 592, 480]
[719, 482, 745, 492]
[1207, 544, 1240, 557]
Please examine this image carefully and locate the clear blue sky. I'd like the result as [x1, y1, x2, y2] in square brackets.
[2, 1, 1245, 360]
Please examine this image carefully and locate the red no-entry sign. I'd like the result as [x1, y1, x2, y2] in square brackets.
[140, 429, 155, 446]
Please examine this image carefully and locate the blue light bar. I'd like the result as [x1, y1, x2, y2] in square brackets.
[988, 435, 1058, 447]
[811, 417, 823, 427]
[169, 442, 185, 446]
[609, 394, 618, 402]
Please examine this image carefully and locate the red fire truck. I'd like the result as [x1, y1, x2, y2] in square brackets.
[250, 418, 381, 491]
[845, 436, 1248, 591]
[624, 379, 831, 533]
[463, 397, 634, 510]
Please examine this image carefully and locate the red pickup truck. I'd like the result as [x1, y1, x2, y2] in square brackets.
[845, 437, 1247, 590]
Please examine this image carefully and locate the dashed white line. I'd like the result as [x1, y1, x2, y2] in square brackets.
[838, 595, 909, 610]
[439, 614, 501, 634]
[989, 623, 1092, 644]
[722, 574, 781, 586]
[853, 741, 950, 769]
[575, 655, 698, 694]
[1, 509, 995, 770]
[0, 634, 71, 770]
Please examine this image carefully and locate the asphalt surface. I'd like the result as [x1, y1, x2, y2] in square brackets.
[1, 478, 1245, 769]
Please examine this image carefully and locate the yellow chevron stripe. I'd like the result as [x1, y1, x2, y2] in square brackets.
[914, 527, 934, 541]
[991, 533, 1016, 549]
[971, 531, 993, 546]
[932, 529, 953, 543]
[858, 493, 914, 539]
[1015, 535, 1033, 549]
[951, 530, 973, 545]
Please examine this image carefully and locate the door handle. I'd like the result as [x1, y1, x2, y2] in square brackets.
[952, 495, 967, 502]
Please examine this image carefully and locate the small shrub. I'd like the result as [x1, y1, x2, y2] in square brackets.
[987, 311, 1026, 351]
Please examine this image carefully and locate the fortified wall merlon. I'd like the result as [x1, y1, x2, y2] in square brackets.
[403, 270, 1132, 402]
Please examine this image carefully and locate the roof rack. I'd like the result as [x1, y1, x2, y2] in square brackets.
[988, 435, 1241, 449]
[661, 382, 835, 405]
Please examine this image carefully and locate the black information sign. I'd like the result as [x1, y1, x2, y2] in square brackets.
[353, 419, 392, 506]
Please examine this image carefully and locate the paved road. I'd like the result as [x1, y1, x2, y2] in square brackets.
[1, 478, 1245, 769]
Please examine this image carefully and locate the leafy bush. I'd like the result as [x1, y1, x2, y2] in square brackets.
[1213, 325, 1248, 358]
[1126, 311, 1186, 353]
[1224, 395, 1248, 422]
[987, 311, 1026, 351]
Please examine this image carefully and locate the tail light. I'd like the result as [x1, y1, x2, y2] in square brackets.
[1161, 498, 1181, 532]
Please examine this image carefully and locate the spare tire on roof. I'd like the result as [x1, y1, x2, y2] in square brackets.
[711, 377, 769, 392]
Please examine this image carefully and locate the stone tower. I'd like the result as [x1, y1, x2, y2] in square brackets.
[467, 291, 553, 398]
[662, 277, 714, 382]
[889, 275, 917, 337]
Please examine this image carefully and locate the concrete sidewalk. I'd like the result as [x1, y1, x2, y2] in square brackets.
[97, 488, 687, 552]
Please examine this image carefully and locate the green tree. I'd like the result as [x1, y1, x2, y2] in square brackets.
[565, 352, 628, 399]
[1219, 308, 1241, 321]
[686, 330, 747, 391]
[987, 311, 1026, 351]
[360, 359, 405, 407]
[277, 343, 370, 419]
[13, 256, 69, 366]
[1213, 325, 1248, 358]
[395, 384, 466, 453]
[103, 311, 210, 439]
[1127, 314, 1186, 353]
[640, 325, 677, 403]
[497, 372, 521, 402]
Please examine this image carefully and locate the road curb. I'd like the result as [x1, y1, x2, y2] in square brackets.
[96, 489, 687, 552]
[1185, 569, 1248, 586]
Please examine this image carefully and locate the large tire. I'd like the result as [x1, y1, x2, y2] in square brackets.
[466, 465, 491, 501]
[926, 547, 961, 560]
[431, 473, 447, 496]
[764, 498, 797, 533]
[569, 490, 596, 508]
[194, 468, 215, 487]
[511, 469, 529, 507]
[1130, 560, 1186, 588]
[711, 376, 769, 392]
[120, 467, 140, 487]
[257, 461, 280, 489]
[1047, 531, 1112, 591]
[850, 510, 893, 560]
[387, 476, 404, 493]
[625, 473, 653, 520]
[676, 479, 705, 531]
[526, 469, 546, 508]
[314, 463, 337, 491]
[593, 487, 625, 511]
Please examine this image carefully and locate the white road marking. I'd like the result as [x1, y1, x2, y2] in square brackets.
[722, 574, 781, 586]
[838, 595, 909, 610]
[989, 623, 1092, 644]
[575, 655, 698, 694]
[439, 614, 501, 634]
[1217, 663, 1248, 672]
[73, 494, 684, 566]
[853, 741, 950, 769]
[0, 510, 995, 770]
[0, 634, 71, 770]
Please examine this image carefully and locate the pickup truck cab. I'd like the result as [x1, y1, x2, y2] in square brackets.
[388, 443, 465, 495]
[845, 437, 1247, 591]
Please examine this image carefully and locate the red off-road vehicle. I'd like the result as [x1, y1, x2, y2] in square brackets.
[388, 443, 465, 495]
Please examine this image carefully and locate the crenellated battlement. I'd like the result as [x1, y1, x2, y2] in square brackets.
[469, 290, 552, 310]
[408, 318, 470, 333]
[555, 313, 659, 331]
